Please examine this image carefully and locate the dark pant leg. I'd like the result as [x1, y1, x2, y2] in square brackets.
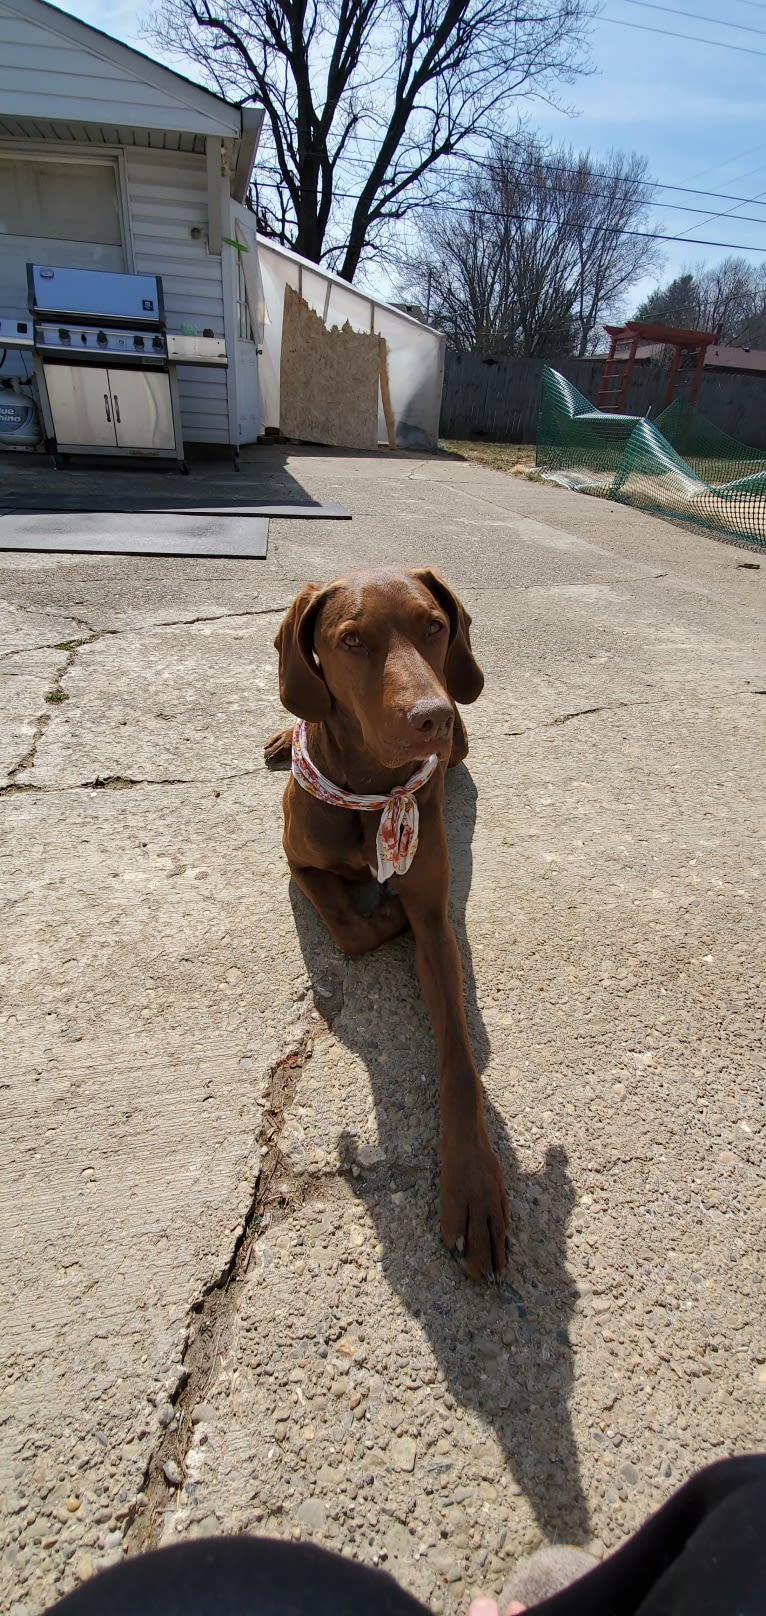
[526, 1454, 766, 1616]
[43, 1533, 431, 1616]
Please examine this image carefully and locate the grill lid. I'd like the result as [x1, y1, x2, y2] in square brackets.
[28, 265, 165, 328]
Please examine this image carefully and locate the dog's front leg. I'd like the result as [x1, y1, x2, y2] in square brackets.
[396, 841, 509, 1280]
[290, 863, 409, 956]
[264, 727, 294, 769]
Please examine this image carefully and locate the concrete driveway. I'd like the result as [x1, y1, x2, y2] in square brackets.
[1, 448, 765, 1616]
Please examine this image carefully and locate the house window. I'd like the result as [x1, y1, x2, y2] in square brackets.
[0, 155, 122, 244]
[236, 247, 254, 341]
[0, 154, 125, 316]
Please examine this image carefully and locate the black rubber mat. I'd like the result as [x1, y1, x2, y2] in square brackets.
[0, 500, 350, 519]
[0, 511, 270, 559]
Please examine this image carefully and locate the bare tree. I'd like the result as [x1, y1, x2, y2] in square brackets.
[403, 135, 660, 356]
[146, 0, 591, 281]
[740, 264, 766, 347]
[636, 257, 766, 346]
[697, 258, 765, 344]
[567, 150, 661, 354]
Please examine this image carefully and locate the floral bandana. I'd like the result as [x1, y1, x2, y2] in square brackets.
[291, 718, 439, 883]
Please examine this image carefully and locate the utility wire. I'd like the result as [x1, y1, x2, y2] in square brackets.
[685, 141, 766, 184]
[305, 130, 766, 208]
[621, 0, 766, 38]
[602, 13, 766, 55]
[674, 185, 766, 241]
[262, 149, 766, 224]
[252, 178, 766, 251]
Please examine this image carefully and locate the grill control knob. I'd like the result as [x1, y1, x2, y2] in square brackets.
[152, 335, 164, 351]
[96, 330, 108, 346]
[133, 334, 145, 349]
[58, 327, 71, 343]
[81, 332, 88, 343]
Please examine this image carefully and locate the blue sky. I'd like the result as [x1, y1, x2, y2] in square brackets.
[534, 0, 766, 305]
[65, 0, 766, 310]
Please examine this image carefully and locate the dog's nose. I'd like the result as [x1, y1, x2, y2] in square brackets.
[406, 697, 453, 739]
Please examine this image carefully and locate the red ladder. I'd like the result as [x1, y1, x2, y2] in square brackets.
[597, 332, 640, 411]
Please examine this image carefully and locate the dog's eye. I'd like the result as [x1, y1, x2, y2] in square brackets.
[341, 631, 362, 648]
[427, 619, 444, 636]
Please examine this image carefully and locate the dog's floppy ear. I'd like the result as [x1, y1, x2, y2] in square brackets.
[412, 568, 484, 704]
[274, 582, 332, 721]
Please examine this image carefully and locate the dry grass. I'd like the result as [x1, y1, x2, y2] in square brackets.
[440, 439, 536, 473]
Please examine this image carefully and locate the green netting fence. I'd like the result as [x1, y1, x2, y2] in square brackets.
[535, 366, 766, 548]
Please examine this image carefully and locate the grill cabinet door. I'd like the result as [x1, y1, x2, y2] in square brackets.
[107, 369, 175, 451]
[42, 364, 116, 447]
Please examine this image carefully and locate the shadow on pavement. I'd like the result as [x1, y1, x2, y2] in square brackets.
[288, 762, 589, 1545]
[0, 446, 323, 515]
[0, 443, 439, 515]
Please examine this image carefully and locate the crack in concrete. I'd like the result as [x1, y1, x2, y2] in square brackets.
[1, 604, 288, 789]
[151, 606, 289, 631]
[4, 685, 757, 796]
[124, 1031, 327, 1557]
[503, 700, 649, 737]
[4, 630, 94, 786]
[501, 691, 755, 737]
[0, 631, 109, 664]
[0, 767, 268, 798]
[0, 605, 287, 662]
[0, 630, 99, 663]
[548, 701, 643, 728]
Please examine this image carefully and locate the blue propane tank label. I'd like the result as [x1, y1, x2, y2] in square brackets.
[0, 402, 30, 426]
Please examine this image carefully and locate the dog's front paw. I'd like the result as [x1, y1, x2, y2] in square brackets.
[441, 1137, 509, 1281]
[264, 728, 293, 769]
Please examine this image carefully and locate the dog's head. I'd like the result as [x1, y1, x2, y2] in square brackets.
[274, 566, 483, 769]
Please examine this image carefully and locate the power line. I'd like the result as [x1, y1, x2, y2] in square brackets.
[711, 161, 766, 189]
[602, 13, 766, 54]
[252, 178, 766, 252]
[254, 154, 766, 225]
[622, 0, 766, 37]
[296, 129, 766, 208]
[685, 141, 766, 184]
[675, 184, 766, 241]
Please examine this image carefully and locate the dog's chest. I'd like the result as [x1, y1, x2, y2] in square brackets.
[287, 781, 377, 875]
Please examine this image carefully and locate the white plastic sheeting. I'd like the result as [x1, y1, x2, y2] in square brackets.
[250, 233, 445, 450]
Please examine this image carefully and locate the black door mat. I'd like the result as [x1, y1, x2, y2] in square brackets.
[0, 511, 270, 559]
[0, 498, 350, 519]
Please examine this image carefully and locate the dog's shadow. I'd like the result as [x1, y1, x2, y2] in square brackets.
[289, 764, 589, 1545]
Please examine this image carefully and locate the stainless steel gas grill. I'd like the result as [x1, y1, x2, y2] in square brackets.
[27, 264, 227, 472]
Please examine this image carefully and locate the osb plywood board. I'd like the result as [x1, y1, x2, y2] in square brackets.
[280, 285, 384, 450]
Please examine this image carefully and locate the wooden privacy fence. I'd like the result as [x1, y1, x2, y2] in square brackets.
[439, 350, 766, 451]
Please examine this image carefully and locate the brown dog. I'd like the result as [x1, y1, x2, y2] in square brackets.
[265, 566, 509, 1279]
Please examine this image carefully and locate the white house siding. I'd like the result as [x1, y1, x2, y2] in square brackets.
[125, 147, 231, 445]
[0, 120, 206, 151]
[0, 2, 238, 136]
